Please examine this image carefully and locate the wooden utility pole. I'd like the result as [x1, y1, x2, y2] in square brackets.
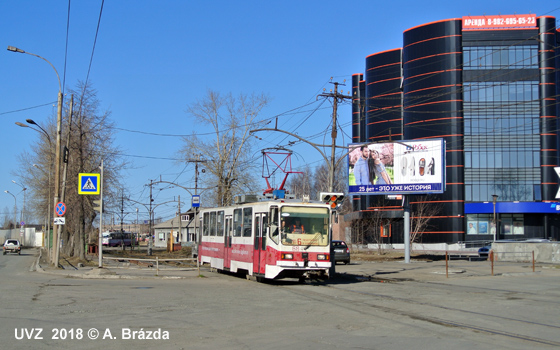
[318, 80, 352, 191]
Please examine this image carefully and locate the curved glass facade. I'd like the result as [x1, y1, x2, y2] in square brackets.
[353, 15, 560, 243]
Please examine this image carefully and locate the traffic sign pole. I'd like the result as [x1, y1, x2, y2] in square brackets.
[98, 160, 104, 268]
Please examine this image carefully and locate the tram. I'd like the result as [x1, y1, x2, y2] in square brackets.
[198, 196, 333, 281]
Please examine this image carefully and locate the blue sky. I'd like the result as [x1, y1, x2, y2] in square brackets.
[1, 1, 558, 224]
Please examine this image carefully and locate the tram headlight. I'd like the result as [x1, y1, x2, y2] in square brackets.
[317, 254, 329, 260]
[281, 253, 293, 260]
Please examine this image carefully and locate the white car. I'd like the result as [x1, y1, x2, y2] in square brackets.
[3, 239, 21, 255]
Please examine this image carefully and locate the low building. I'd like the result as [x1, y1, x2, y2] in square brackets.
[152, 210, 200, 248]
[351, 14, 560, 244]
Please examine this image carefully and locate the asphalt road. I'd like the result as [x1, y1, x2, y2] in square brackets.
[1, 249, 560, 349]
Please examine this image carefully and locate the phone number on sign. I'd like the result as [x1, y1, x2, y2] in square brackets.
[15, 328, 170, 340]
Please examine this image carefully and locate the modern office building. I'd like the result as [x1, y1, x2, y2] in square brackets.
[351, 14, 560, 243]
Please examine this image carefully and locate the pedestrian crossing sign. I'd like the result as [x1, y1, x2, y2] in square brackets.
[78, 173, 100, 195]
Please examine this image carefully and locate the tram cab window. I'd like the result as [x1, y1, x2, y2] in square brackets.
[203, 213, 209, 236]
[233, 209, 242, 237]
[210, 212, 217, 236]
[269, 206, 279, 244]
[217, 211, 224, 236]
[280, 206, 329, 247]
[243, 207, 253, 237]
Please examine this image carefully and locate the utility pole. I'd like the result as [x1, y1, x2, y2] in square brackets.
[96, 159, 104, 268]
[120, 190, 124, 233]
[177, 194, 181, 249]
[54, 94, 73, 266]
[148, 180, 153, 256]
[317, 80, 352, 191]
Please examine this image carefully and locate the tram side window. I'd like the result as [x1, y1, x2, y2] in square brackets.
[217, 211, 224, 236]
[233, 209, 242, 237]
[243, 207, 252, 237]
[203, 213, 209, 236]
[269, 206, 279, 244]
[210, 212, 217, 236]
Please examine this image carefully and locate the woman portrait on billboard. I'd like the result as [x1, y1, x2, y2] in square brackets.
[370, 149, 392, 185]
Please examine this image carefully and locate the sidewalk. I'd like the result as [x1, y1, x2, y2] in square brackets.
[335, 257, 560, 283]
[32, 248, 560, 282]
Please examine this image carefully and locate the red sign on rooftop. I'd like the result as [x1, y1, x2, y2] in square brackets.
[462, 14, 536, 30]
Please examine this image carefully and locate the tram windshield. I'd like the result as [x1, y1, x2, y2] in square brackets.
[279, 206, 329, 247]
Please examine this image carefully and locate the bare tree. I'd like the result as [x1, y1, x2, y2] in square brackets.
[179, 90, 270, 206]
[409, 195, 443, 246]
[18, 81, 125, 260]
[312, 160, 350, 212]
[362, 213, 386, 255]
[2, 207, 11, 229]
[352, 197, 394, 254]
[285, 165, 313, 199]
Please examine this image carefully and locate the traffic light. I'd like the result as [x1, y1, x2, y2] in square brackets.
[93, 199, 104, 213]
[320, 192, 345, 209]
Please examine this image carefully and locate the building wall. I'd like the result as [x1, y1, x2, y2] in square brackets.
[353, 15, 560, 244]
[352, 73, 367, 212]
[403, 19, 465, 242]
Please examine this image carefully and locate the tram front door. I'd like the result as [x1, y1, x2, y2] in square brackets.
[224, 216, 232, 268]
[253, 213, 267, 275]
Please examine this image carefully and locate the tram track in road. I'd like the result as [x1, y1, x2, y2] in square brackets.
[279, 280, 560, 347]
[333, 280, 560, 331]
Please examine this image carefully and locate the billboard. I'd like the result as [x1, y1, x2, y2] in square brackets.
[348, 139, 446, 195]
[462, 14, 536, 30]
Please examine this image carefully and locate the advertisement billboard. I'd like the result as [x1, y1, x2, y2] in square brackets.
[462, 14, 536, 30]
[348, 139, 446, 195]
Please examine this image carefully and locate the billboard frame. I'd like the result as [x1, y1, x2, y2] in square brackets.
[348, 139, 446, 195]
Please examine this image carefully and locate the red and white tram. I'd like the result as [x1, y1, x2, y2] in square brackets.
[198, 197, 332, 281]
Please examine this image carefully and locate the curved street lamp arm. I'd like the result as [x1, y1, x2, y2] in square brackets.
[250, 127, 348, 150]
[250, 127, 331, 167]
[151, 180, 218, 196]
[7, 46, 62, 93]
[125, 198, 176, 213]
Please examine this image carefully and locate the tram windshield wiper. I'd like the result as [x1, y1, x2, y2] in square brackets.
[304, 233, 321, 250]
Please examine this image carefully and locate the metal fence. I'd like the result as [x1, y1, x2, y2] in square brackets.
[102, 256, 196, 276]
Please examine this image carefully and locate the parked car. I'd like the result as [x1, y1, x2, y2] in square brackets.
[332, 240, 350, 264]
[3, 239, 21, 255]
[478, 245, 491, 258]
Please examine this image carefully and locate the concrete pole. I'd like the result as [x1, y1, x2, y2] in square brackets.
[53, 91, 63, 267]
[403, 195, 411, 263]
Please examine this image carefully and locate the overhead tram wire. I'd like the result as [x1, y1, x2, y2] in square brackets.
[62, 0, 72, 96]
[273, 98, 329, 147]
[111, 81, 339, 153]
[75, 0, 104, 120]
[112, 100, 327, 138]
[0, 102, 58, 116]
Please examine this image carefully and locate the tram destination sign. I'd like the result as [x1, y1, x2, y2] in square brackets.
[348, 139, 446, 195]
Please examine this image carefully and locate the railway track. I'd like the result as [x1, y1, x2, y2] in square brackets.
[280, 278, 560, 347]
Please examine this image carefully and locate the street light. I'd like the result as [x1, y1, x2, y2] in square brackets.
[17, 119, 54, 258]
[4, 190, 17, 229]
[12, 180, 26, 226]
[9, 45, 63, 267]
[492, 194, 499, 242]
